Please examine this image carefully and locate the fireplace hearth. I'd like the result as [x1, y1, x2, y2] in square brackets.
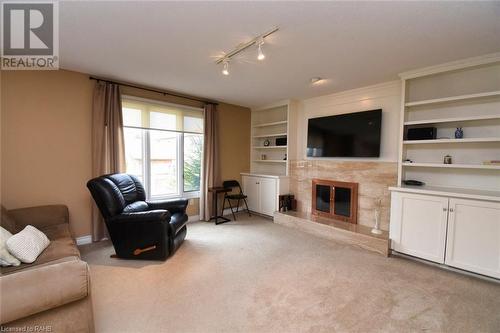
[312, 179, 358, 224]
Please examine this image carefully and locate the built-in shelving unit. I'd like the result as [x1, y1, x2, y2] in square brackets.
[404, 114, 500, 126]
[252, 133, 287, 138]
[395, 54, 500, 199]
[252, 146, 288, 149]
[403, 138, 500, 145]
[402, 162, 500, 170]
[404, 90, 500, 107]
[252, 120, 288, 128]
[250, 100, 298, 176]
[252, 160, 287, 163]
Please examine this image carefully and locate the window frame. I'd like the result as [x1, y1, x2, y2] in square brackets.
[122, 95, 204, 200]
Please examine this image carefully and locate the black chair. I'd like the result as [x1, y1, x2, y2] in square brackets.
[86, 173, 188, 260]
[221, 180, 251, 220]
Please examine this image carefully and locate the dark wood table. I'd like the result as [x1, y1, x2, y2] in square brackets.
[208, 187, 231, 225]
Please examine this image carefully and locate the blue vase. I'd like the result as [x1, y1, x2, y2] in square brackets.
[455, 127, 463, 139]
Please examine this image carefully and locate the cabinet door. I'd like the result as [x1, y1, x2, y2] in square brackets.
[259, 178, 277, 216]
[243, 176, 260, 213]
[390, 192, 449, 263]
[445, 199, 500, 279]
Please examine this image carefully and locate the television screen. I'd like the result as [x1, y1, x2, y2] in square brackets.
[306, 109, 382, 157]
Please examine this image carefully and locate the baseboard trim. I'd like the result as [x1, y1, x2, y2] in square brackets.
[76, 235, 92, 246]
[187, 215, 201, 222]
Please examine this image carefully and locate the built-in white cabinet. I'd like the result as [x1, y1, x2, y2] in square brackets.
[241, 173, 289, 217]
[390, 192, 448, 263]
[390, 190, 500, 279]
[445, 198, 500, 279]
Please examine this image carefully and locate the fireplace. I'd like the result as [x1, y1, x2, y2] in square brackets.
[311, 179, 358, 224]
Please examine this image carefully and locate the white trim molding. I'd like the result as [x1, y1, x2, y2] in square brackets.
[399, 52, 500, 79]
[76, 235, 92, 246]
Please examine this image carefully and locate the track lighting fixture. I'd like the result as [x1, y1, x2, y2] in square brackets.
[222, 59, 229, 75]
[216, 27, 278, 76]
[257, 38, 265, 61]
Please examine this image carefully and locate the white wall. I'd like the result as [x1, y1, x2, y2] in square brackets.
[293, 81, 401, 162]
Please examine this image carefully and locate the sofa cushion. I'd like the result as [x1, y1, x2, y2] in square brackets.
[41, 223, 73, 241]
[1, 206, 20, 234]
[0, 227, 21, 267]
[0, 256, 90, 325]
[7, 225, 50, 264]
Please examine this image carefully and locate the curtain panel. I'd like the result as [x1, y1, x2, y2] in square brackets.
[200, 103, 220, 221]
[91, 81, 126, 241]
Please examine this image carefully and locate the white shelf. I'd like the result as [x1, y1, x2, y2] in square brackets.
[252, 146, 287, 149]
[402, 162, 500, 170]
[252, 133, 287, 138]
[252, 121, 287, 128]
[389, 185, 500, 202]
[405, 91, 500, 107]
[403, 138, 500, 145]
[253, 160, 287, 163]
[404, 115, 500, 126]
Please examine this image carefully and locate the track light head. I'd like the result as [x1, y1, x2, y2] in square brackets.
[222, 60, 229, 76]
[257, 39, 265, 61]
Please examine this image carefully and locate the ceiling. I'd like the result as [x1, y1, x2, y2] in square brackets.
[59, 1, 500, 108]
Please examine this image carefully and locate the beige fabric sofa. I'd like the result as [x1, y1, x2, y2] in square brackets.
[0, 205, 94, 332]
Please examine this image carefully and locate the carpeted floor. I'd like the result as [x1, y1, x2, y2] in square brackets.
[80, 214, 500, 333]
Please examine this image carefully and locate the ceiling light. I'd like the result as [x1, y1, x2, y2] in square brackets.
[257, 39, 265, 61]
[310, 77, 322, 84]
[222, 60, 229, 76]
[215, 27, 278, 76]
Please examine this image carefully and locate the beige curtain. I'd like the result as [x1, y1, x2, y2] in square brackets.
[200, 103, 220, 221]
[91, 81, 126, 241]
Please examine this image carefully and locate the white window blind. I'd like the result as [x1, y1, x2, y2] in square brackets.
[122, 96, 204, 198]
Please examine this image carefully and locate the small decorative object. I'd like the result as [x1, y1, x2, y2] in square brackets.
[404, 158, 413, 163]
[283, 154, 287, 160]
[263, 139, 270, 147]
[261, 154, 267, 160]
[371, 198, 383, 235]
[443, 155, 452, 164]
[455, 127, 464, 139]
[403, 180, 425, 186]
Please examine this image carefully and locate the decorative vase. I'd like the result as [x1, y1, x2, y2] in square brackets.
[455, 127, 463, 139]
[371, 199, 383, 235]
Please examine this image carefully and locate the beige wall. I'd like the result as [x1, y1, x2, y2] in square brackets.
[1, 69, 250, 237]
[1, 70, 94, 237]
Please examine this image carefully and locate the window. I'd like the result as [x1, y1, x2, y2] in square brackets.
[122, 97, 203, 199]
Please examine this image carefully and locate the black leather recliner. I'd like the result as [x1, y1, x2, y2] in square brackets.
[86, 173, 188, 260]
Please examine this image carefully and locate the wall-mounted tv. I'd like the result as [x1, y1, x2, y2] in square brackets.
[306, 109, 382, 158]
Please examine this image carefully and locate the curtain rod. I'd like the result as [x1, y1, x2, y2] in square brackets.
[89, 76, 218, 105]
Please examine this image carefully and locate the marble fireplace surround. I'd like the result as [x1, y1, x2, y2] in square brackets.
[289, 160, 398, 231]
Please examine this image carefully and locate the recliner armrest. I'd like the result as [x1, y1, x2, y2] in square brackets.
[147, 199, 188, 215]
[109, 210, 171, 224]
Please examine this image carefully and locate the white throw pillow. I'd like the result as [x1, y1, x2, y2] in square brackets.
[0, 226, 21, 266]
[6, 225, 50, 264]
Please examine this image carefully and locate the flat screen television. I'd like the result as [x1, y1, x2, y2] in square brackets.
[306, 109, 382, 158]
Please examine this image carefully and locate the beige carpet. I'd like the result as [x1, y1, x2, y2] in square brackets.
[80, 214, 500, 333]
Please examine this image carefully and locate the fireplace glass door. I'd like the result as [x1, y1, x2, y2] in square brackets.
[315, 185, 331, 213]
[334, 187, 351, 217]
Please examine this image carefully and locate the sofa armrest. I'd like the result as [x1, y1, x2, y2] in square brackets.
[147, 199, 188, 215]
[8, 205, 69, 230]
[0, 257, 90, 324]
